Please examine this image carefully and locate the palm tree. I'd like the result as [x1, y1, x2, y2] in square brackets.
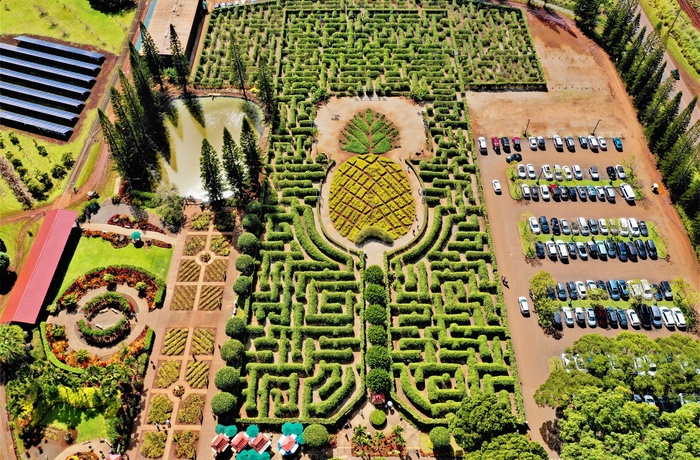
[353, 425, 368, 442]
[0, 324, 26, 368]
[372, 431, 386, 449]
[392, 425, 406, 447]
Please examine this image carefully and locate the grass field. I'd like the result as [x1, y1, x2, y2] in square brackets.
[0, 219, 41, 267]
[75, 142, 103, 190]
[0, 0, 134, 54]
[54, 237, 173, 299]
[44, 404, 108, 442]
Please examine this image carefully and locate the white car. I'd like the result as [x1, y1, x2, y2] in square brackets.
[586, 308, 597, 327]
[540, 185, 551, 201]
[572, 164, 583, 180]
[518, 297, 530, 315]
[492, 180, 502, 194]
[542, 165, 553, 181]
[555, 240, 569, 259]
[660, 307, 676, 328]
[627, 309, 641, 328]
[553, 135, 563, 150]
[619, 218, 630, 237]
[521, 183, 531, 199]
[477, 137, 487, 152]
[517, 164, 526, 179]
[545, 241, 557, 258]
[615, 165, 627, 180]
[554, 165, 563, 181]
[598, 137, 607, 150]
[561, 307, 574, 327]
[526, 163, 536, 179]
[671, 307, 686, 328]
[576, 281, 587, 299]
[560, 219, 571, 235]
[640, 279, 653, 300]
[529, 217, 541, 234]
[562, 165, 572, 181]
[586, 280, 597, 292]
[588, 135, 599, 150]
[598, 219, 609, 235]
[595, 186, 605, 200]
[528, 137, 537, 150]
[628, 218, 640, 237]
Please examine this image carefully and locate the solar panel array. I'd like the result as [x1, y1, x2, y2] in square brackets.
[0, 37, 105, 140]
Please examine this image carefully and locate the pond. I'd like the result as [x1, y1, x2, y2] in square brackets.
[162, 97, 263, 200]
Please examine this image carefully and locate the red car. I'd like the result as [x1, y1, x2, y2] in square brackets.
[491, 137, 500, 151]
[595, 305, 608, 328]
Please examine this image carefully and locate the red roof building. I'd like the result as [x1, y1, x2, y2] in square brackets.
[249, 433, 271, 453]
[211, 434, 230, 454]
[230, 432, 250, 453]
[0, 209, 78, 324]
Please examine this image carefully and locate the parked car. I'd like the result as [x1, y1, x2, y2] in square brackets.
[575, 307, 586, 326]
[626, 241, 638, 261]
[606, 165, 617, 180]
[562, 307, 574, 327]
[635, 239, 647, 259]
[586, 307, 597, 327]
[555, 239, 569, 259]
[615, 165, 627, 180]
[661, 307, 676, 328]
[561, 219, 571, 235]
[553, 310, 563, 329]
[639, 305, 652, 329]
[640, 279, 653, 300]
[579, 136, 588, 148]
[518, 296, 530, 315]
[606, 306, 618, 328]
[528, 217, 541, 234]
[491, 136, 500, 151]
[651, 305, 663, 328]
[513, 137, 521, 151]
[566, 241, 577, 258]
[588, 135, 599, 151]
[553, 135, 563, 150]
[545, 241, 557, 259]
[554, 165, 563, 181]
[587, 240, 598, 258]
[529, 136, 537, 150]
[639, 220, 649, 237]
[530, 185, 539, 201]
[598, 219, 609, 235]
[596, 240, 607, 258]
[576, 281, 587, 299]
[618, 280, 629, 298]
[539, 216, 550, 233]
[537, 136, 545, 149]
[596, 305, 608, 328]
[589, 166, 600, 180]
[587, 185, 597, 199]
[517, 164, 526, 179]
[506, 153, 522, 163]
[577, 217, 590, 236]
[671, 307, 686, 328]
[521, 183, 531, 199]
[526, 163, 536, 179]
[628, 218, 640, 237]
[576, 242, 588, 260]
[651, 284, 663, 301]
[627, 308, 641, 328]
[572, 164, 583, 180]
[597, 137, 607, 150]
[617, 241, 628, 261]
[619, 218, 630, 236]
[567, 281, 579, 300]
[478, 137, 487, 152]
[551, 218, 561, 235]
[540, 185, 551, 201]
[542, 164, 553, 180]
[565, 136, 576, 151]
[613, 137, 623, 150]
[617, 308, 628, 328]
[535, 241, 545, 258]
[576, 185, 587, 200]
[562, 165, 573, 181]
[628, 280, 643, 299]
[549, 184, 561, 200]
[501, 136, 511, 152]
[659, 281, 673, 300]
[588, 218, 599, 234]
[605, 239, 617, 258]
[604, 185, 616, 202]
[646, 239, 658, 259]
[492, 180, 502, 194]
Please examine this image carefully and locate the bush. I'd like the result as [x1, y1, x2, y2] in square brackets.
[364, 265, 385, 285]
[355, 226, 393, 245]
[237, 232, 259, 255]
[366, 368, 392, 394]
[430, 427, 451, 452]
[365, 305, 387, 326]
[220, 339, 245, 366]
[367, 325, 387, 346]
[0, 252, 10, 271]
[51, 164, 66, 179]
[370, 409, 387, 427]
[242, 214, 262, 235]
[214, 366, 240, 392]
[245, 200, 261, 215]
[233, 276, 253, 296]
[141, 431, 167, 458]
[364, 284, 387, 305]
[225, 317, 247, 339]
[235, 254, 256, 276]
[211, 392, 238, 416]
[366, 346, 392, 370]
[303, 423, 329, 448]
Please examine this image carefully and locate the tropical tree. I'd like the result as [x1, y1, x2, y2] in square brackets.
[573, 0, 603, 35]
[240, 117, 263, 189]
[221, 128, 247, 198]
[392, 425, 406, 447]
[199, 139, 225, 205]
[256, 57, 275, 119]
[139, 21, 164, 90]
[0, 324, 26, 368]
[372, 431, 386, 448]
[228, 33, 248, 99]
[449, 393, 518, 451]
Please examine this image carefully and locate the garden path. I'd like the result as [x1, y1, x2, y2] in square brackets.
[82, 223, 177, 246]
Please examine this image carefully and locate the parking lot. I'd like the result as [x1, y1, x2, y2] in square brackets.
[466, 6, 700, 455]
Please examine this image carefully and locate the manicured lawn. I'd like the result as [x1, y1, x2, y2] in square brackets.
[0, 0, 133, 54]
[0, 182, 23, 214]
[44, 404, 108, 442]
[55, 237, 173, 298]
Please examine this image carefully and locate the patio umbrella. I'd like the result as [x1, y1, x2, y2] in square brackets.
[237, 449, 251, 460]
[246, 425, 260, 437]
[216, 424, 226, 435]
[291, 422, 304, 436]
[282, 422, 294, 436]
[224, 425, 238, 437]
[297, 433, 304, 445]
[130, 231, 142, 241]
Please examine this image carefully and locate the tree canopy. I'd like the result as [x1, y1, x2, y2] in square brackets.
[449, 392, 518, 451]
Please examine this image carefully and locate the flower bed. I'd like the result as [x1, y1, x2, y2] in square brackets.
[58, 265, 165, 311]
[82, 292, 134, 320]
[66, 452, 99, 460]
[177, 394, 205, 424]
[352, 433, 406, 457]
[82, 229, 172, 249]
[108, 214, 166, 234]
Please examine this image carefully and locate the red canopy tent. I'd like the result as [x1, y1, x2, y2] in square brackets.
[1, 209, 77, 324]
[231, 432, 251, 453]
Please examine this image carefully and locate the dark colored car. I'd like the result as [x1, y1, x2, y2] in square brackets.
[607, 279, 621, 301]
[597, 280, 607, 292]
[530, 185, 539, 201]
[567, 242, 577, 258]
[617, 307, 628, 328]
[565, 136, 576, 151]
[640, 305, 652, 329]
[579, 136, 588, 148]
[605, 239, 617, 258]
[596, 305, 608, 328]
[660, 281, 673, 300]
[606, 165, 617, 180]
[560, 186, 570, 201]
[513, 137, 521, 151]
[635, 239, 647, 259]
[553, 310, 563, 330]
[626, 241, 638, 261]
[639, 220, 649, 237]
[617, 241, 629, 261]
[589, 218, 599, 234]
[587, 240, 598, 258]
[606, 306, 619, 328]
[506, 153, 522, 163]
[618, 280, 629, 299]
[652, 284, 663, 301]
[646, 239, 658, 259]
[567, 281, 578, 300]
[535, 241, 545, 258]
[501, 137, 511, 153]
[539, 216, 550, 234]
[568, 186, 577, 201]
[549, 184, 562, 200]
[551, 218, 561, 235]
[556, 282, 568, 301]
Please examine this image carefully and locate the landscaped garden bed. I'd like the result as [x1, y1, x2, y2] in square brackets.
[177, 394, 206, 424]
[191, 328, 216, 355]
[185, 360, 210, 389]
[197, 285, 223, 311]
[107, 214, 166, 234]
[162, 328, 189, 356]
[171, 285, 197, 310]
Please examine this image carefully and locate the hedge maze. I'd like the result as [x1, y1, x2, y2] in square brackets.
[194, 0, 535, 427]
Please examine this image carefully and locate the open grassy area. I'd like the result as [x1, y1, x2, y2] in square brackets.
[0, 0, 134, 54]
[44, 404, 108, 442]
[0, 219, 41, 267]
[0, 182, 23, 214]
[75, 142, 102, 190]
[54, 237, 173, 299]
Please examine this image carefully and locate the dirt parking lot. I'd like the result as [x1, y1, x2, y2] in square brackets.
[466, 6, 700, 457]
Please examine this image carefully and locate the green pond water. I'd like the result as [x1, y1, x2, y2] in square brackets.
[162, 97, 263, 200]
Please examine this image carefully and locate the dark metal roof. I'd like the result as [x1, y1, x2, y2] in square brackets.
[0, 43, 101, 75]
[0, 68, 91, 99]
[0, 55, 96, 87]
[0, 95, 79, 125]
[0, 82, 85, 113]
[14, 36, 105, 63]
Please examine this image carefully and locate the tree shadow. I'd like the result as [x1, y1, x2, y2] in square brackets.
[539, 420, 562, 454]
[41, 228, 82, 317]
[0, 270, 17, 295]
[182, 93, 205, 128]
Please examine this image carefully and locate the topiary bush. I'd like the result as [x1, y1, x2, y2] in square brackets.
[237, 232, 259, 255]
[370, 409, 387, 427]
[366, 368, 392, 394]
[364, 265, 385, 286]
[214, 366, 240, 392]
[429, 427, 451, 452]
[242, 214, 262, 235]
[225, 316, 247, 340]
[235, 254, 256, 276]
[303, 423, 329, 448]
[211, 392, 237, 416]
[233, 276, 253, 296]
[366, 346, 392, 370]
[245, 200, 261, 215]
[220, 339, 245, 367]
[364, 284, 387, 305]
[367, 325, 388, 346]
[365, 305, 387, 326]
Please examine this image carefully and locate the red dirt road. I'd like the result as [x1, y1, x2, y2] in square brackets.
[467, 7, 700, 457]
